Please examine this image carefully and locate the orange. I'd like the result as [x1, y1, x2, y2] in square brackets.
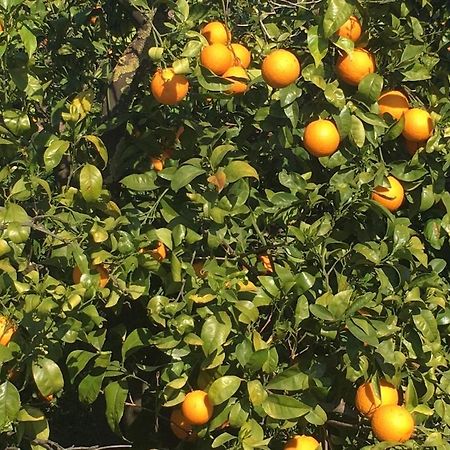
[151, 68, 189, 105]
[39, 392, 54, 403]
[201, 21, 231, 45]
[261, 49, 301, 88]
[378, 91, 409, 120]
[284, 435, 320, 450]
[371, 405, 414, 443]
[259, 254, 274, 273]
[181, 390, 213, 425]
[200, 44, 234, 75]
[405, 139, 426, 156]
[72, 264, 109, 288]
[402, 108, 433, 142]
[0, 316, 17, 346]
[222, 66, 249, 94]
[371, 176, 404, 213]
[151, 149, 172, 172]
[303, 119, 340, 157]
[170, 409, 196, 441]
[335, 48, 376, 86]
[337, 16, 362, 42]
[355, 379, 399, 417]
[139, 241, 167, 261]
[230, 43, 251, 68]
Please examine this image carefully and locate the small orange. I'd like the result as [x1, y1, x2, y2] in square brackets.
[72, 264, 109, 288]
[284, 435, 320, 450]
[404, 139, 426, 156]
[222, 66, 249, 94]
[378, 90, 409, 120]
[371, 176, 404, 213]
[151, 149, 172, 172]
[335, 48, 376, 86]
[337, 16, 362, 42]
[259, 254, 274, 273]
[371, 405, 414, 443]
[181, 390, 214, 425]
[200, 44, 234, 75]
[39, 391, 54, 403]
[0, 316, 17, 346]
[201, 21, 231, 45]
[230, 43, 251, 68]
[150, 241, 167, 262]
[402, 108, 433, 142]
[303, 119, 340, 157]
[355, 379, 399, 417]
[151, 68, 189, 105]
[170, 409, 196, 441]
[261, 49, 301, 88]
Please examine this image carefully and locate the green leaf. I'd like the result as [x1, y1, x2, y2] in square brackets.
[345, 318, 379, 346]
[0, 381, 21, 430]
[182, 40, 203, 58]
[18, 26, 37, 58]
[171, 165, 205, 192]
[262, 394, 309, 419]
[358, 73, 384, 103]
[80, 164, 103, 202]
[78, 353, 111, 404]
[307, 25, 328, 67]
[32, 357, 64, 397]
[266, 366, 309, 391]
[105, 381, 128, 435]
[43, 139, 70, 171]
[208, 376, 242, 405]
[224, 161, 259, 183]
[3, 110, 31, 136]
[322, 0, 353, 38]
[247, 380, 268, 406]
[84, 135, 108, 166]
[201, 313, 232, 356]
[350, 115, 365, 147]
[121, 172, 157, 191]
[324, 83, 345, 108]
[413, 310, 439, 344]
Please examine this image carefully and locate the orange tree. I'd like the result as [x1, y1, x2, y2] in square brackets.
[0, 0, 450, 449]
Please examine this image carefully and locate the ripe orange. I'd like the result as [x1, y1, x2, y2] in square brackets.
[259, 254, 274, 273]
[335, 48, 376, 86]
[378, 90, 409, 120]
[181, 390, 213, 425]
[261, 49, 301, 89]
[0, 316, 17, 346]
[139, 241, 167, 261]
[371, 176, 404, 213]
[201, 21, 231, 45]
[402, 108, 433, 142]
[170, 409, 196, 441]
[303, 119, 340, 157]
[284, 435, 320, 450]
[222, 66, 249, 94]
[355, 379, 399, 417]
[404, 139, 426, 156]
[230, 43, 251, 68]
[151, 68, 189, 105]
[337, 16, 362, 42]
[371, 405, 414, 442]
[151, 149, 172, 172]
[200, 43, 234, 75]
[72, 264, 109, 288]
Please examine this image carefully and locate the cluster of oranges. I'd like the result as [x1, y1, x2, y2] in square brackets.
[355, 379, 415, 443]
[149, 16, 435, 217]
